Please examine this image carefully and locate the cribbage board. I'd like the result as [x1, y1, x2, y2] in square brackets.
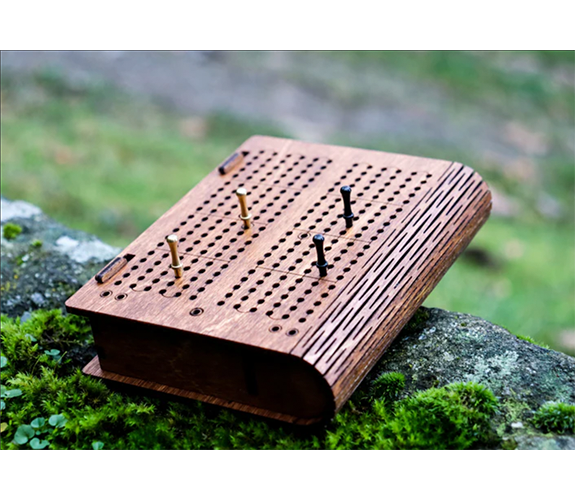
[66, 136, 491, 425]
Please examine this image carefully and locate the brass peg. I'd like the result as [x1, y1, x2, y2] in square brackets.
[235, 188, 252, 229]
[165, 234, 183, 278]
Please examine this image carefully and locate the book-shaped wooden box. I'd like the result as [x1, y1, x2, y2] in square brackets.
[66, 136, 491, 425]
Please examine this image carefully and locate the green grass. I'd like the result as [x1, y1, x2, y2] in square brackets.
[323, 51, 575, 353]
[0, 310, 500, 450]
[1, 70, 286, 247]
[324, 51, 575, 123]
[326, 51, 575, 216]
[425, 218, 575, 350]
[1, 58, 574, 354]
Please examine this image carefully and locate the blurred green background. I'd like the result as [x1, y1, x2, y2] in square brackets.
[1, 51, 574, 354]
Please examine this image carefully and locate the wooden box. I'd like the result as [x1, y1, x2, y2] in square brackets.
[66, 136, 491, 425]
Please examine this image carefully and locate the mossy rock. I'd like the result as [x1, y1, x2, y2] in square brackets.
[373, 308, 575, 449]
[1, 198, 574, 449]
[1, 198, 118, 317]
[2, 306, 573, 450]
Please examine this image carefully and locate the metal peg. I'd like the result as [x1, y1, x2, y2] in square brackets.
[236, 188, 252, 229]
[166, 234, 183, 278]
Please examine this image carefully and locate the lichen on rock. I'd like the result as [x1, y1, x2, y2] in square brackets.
[1, 197, 119, 317]
[367, 307, 575, 449]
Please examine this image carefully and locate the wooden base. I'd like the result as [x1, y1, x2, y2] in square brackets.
[83, 355, 323, 425]
[68, 136, 492, 425]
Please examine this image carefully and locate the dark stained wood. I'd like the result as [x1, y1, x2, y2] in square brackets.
[88, 315, 333, 422]
[67, 136, 492, 424]
[83, 356, 327, 425]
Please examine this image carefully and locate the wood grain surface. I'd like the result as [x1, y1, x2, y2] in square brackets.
[67, 136, 492, 423]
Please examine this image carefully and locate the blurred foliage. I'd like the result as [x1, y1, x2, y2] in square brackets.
[1, 52, 574, 354]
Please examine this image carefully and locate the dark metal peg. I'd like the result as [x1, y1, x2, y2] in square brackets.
[313, 234, 328, 277]
[340, 185, 354, 228]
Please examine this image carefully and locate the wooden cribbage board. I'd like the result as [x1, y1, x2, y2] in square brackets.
[66, 136, 491, 425]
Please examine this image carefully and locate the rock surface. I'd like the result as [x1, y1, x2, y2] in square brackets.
[1, 198, 573, 449]
[1, 197, 119, 317]
[370, 308, 575, 450]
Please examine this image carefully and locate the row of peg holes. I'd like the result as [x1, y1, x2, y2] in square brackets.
[100, 290, 127, 301]
[219, 164, 430, 324]
[106, 249, 168, 289]
[221, 232, 366, 323]
[193, 150, 329, 222]
[98, 153, 429, 332]
[328, 164, 432, 204]
[166, 150, 331, 301]
[100, 149, 332, 301]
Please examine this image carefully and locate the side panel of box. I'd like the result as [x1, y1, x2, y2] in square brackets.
[291, 165, 492, 410]
[90, 316, 334, 420]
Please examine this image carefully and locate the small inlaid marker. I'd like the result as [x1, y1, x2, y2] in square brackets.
[235, 188, 252, 229]
[165, 234, 183, 278]
[218, 151, 244, 175]
[95, 256, 128, 284]
[340, 186, 354, 228]
[313, 234, 328, 277]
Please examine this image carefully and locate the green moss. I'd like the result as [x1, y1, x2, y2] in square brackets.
[515, 334, 551, 349]
[0, 310, 91, 376]
[371, 372, 405, 405]
[532, 402, 575, 434]
[500, 438, 518, 450]
[326, 380, 499, 450]
[30, 239, 43, 248]
[385, 382, 499, 449]
[402, 308, 430, 335]
[498, 397, 531, 433]
[1, 309, 502, 450]
[3, 223, 23, 240]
